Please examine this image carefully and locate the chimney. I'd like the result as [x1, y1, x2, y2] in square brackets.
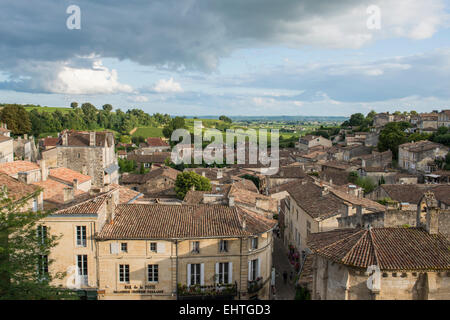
[242, 216, 246, 230]
[321, 186, 329, 196]
[202, 171, 206, 177]
[73, 178, 78, 190]
[229, 196, 235, 207]
[89, 132, 96, 146]
[217, 169, 223, 179]
[24, 134, 28, 140]
[62, 132, 68, 146]
[40, 160, 48, 182]
[63, 187, 74, 204]
[418, 191, 440, 234]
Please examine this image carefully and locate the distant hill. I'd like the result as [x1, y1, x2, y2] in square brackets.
[184, 115, 348, 122]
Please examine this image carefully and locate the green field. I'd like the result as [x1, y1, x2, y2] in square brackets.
[132, 127, 164, 137]
[24, 106, 72, 113]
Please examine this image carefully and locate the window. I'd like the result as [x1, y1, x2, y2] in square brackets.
[121, 243, 127, 253]
[217, 262, 230, 284]
[77, 255, 88, 286]
[148, 264, 159, 282]
[76, 226, 87, 247]
[191, 241, 200, 254]
[37, 225, 47, 245]
[249, 259, 258, 281]
[250, 237, 258, 250]
[150, 242, 157, 252]
[37, 255, 48, 277]
[119, 264, 129, 283]
[219, 240, 228, 253]
[190, 264, 201, 285]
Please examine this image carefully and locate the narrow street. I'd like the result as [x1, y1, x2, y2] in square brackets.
[272, 235, 296, 300]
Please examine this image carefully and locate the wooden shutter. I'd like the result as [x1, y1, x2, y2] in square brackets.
[110, 242, 119, 254]
[200, 263, 205, 285]
[157, 242, 165, 254]
[248, 261, 252, 281]
[228, 262, 233, 284]
[215, 263, 219, 284]
[187, 264, 191, 287]
[257, 258, 261, 278]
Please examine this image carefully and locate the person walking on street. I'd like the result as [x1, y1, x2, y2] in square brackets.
[289, 271, 293, 283]
[283, 271, 288, 284]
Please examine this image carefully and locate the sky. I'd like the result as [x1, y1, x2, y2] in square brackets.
[1, 0, 450, 116]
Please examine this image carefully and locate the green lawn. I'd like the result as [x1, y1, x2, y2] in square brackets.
[132, 127, 164, 137]
[24, 106, 73, 113]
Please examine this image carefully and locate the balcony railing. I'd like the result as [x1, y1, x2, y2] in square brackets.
[247, 277, 263, 294]
[178, 282, 237, 300]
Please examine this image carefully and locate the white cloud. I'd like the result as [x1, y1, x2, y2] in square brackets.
[127, 95, 149, 103]
[52, 60, 133, 95]
[152, 78, 183, 93]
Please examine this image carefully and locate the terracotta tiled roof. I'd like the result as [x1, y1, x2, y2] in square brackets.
[287, 181, 344, 220]
[42, 137, 60, 147]
[0, 135, 12, 143]
[97, 204, 276, 240]
[121, 166, 180, 184]
[62, 131, 114, 147]
[269, 166, 308, 179]
[49, 167, 91, 184]
[0, 161, 40, 176]
[232, 179, 258, 193]
[51, 191, 112, 215]
[127, 152, 171, 164]
[329, 188, 386, 212]
[0, 173, 40, 202]
[146, 137, 169, 147]
[377, 184, 450, 205]
[32, 179, 86, 207]
[183, 185, 231, 204]
[309, 227, 450, 271]
[399, 140, 447, 153]
[319, 169, 350, 186]
[109, 184, 143, 204]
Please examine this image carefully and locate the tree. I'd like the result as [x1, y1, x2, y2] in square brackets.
[0, 105, 32, 135]
[102, 104, 113, 113]
[70, 102, 78, 109]
[348, 113, 365, 127]
[377, 122, 411, 159]
[163, 117, 186, 139]
[219, 115, 232, 123]
[0, 188, 76, 299]
[174, 171, 211, 199]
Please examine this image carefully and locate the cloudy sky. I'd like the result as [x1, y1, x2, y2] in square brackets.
[1, 0, 450, 116]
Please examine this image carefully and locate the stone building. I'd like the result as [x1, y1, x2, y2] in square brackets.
[296, 135, 332, 152]
[398, 140, 449, 173]
[13, 134, 39, 162]
[417, 113, 439, 132]
[0, 135, 13, 163]
[307, 192, 450, 300]
[39, 194, 276, 300]
[57, 131, 119, 188]
[359, 150, 392, 168]
[366, 184, 450, 211]
[282, 180, 385, 255]
[127, 152, 171, 169]
[95, 204, 276, 300]
[137, 137, 170, 153]
[0, 172, 43, 212]
[437, 110, 450, 128]
[120, 166, 181, 198]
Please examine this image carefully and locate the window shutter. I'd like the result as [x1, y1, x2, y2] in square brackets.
[215, 263, 219, 284]
[257, 258, 261, 278]
[187, 264, 191, 287]
[228, 262, 233, 284]
[248, 261, 251, 281]
[157, 242, 165, 254]
[200, 263, 205, 285]
[110, 242, 119, 254]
